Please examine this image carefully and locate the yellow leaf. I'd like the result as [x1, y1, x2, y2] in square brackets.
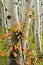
[18, 30, 21, 33]
[14, 45, 18, 50]
[24, 28, 27, 32]
[31, 15, 35, 19]
[10, 46, 13, 51]
[9, 36, 12, 39]
[17, 36, 19, 39]
[17, 46, 22, 51]
[23, 47, 28, 51]
[23, 33, 27, 39]
[17, 43, 21, 47]
[28, 10, 32, 15]
[16, 32, 18, 35]
[13, 52, 18, 57]
[0, 52, 7, 57]
[9, 43, 12, 47]
[23, 51, 27, 55]
[25, 10, 29, 17]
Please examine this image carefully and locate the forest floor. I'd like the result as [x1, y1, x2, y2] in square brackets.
[0, 39, 43, 65]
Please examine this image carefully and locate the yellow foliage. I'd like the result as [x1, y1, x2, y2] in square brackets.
[17, 46, 22, 51]
[22, 37, 25, 42]
[25, 59, 31, 65]
[28, 35, 33, 42]
[23, 33, 27, 39]
[10, 46, 13, 51]
[31, 15, 35, 19]
[8, 22, 20, 32]
[26, 22, 29, 27]
[16, 32, 18, 35]
[14, 45, 18, 50]
[28, 10, 32, 15]
[23, 51, 27, 55]
[23, 47, 28, 51]
[20, 25, 23, 29]
[9, 36, 12, 39]
[9, 43, 12, 47]
[0, 52, 7, 57]
[24, 28, 27, 32]
[13, 52, 18, 57]
[17, 36, 19, 39]
[9, 27, 15, 32]
[17, 43, 21, 47]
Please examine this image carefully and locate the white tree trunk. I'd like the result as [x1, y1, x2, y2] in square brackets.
[5, 0, 19, 29]
[5, 0, 23, 65]
[0, 0, 4, 27]
[34, 0, 42, 54]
